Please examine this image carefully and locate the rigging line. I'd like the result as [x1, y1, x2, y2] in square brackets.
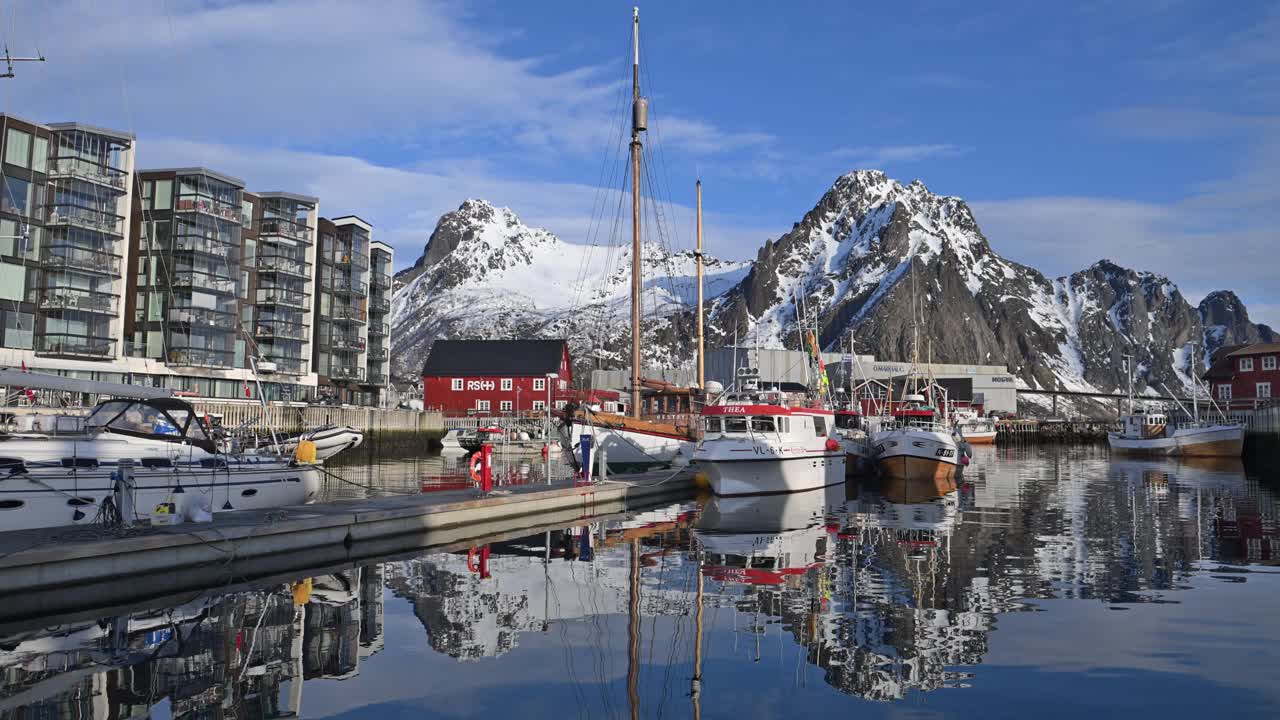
[640, 154, 684, 314]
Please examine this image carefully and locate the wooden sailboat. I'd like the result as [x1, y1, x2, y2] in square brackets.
[562, 8, 700, 473]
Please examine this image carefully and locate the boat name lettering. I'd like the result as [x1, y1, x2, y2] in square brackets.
[466, 380, 496, 391]
[935, 448, 955, 458]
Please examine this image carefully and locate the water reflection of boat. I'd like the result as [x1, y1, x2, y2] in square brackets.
[694, 486, 841, 583]
[1109, 457, 1247, 491]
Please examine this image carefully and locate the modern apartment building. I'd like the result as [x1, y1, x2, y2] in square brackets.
[0, 115, 136, 364]
[0, 114, 394, 406]
[312, 216, 390, 405]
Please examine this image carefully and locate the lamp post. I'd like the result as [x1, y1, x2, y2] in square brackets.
[545, 372, 559, 484]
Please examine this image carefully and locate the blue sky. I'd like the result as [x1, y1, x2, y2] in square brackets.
[6, 1, 1277, 324]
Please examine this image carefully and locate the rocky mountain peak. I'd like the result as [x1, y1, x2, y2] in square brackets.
[1199, 289, 1276, 357]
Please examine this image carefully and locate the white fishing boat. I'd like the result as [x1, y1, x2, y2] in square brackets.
[872, 394, 960, 488]
[952, 409, 997, 444]
[0, 395, 320, 533]
[1107, 347, 1244, 458]
[694, 368, 845, 496]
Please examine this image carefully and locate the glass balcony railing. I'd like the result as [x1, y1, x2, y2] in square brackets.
[168, 306, 237, 330]
[35, 333, 115, 359]
[331, 334, 366, 351]
[328, 365, 366, 382]
[258, 254, 311, 278]
[256, 288, 309, 309]
[368, 322, 389, 337]
[258, 219, 312, 243]
[171, 272, 238, 295]
[332, 252, 370, 271]
[40, 246, 121, 275]
[367, 346, 388, 361]
[166, 346, 235, 369]
[256, 321, 309, 341]
[369, 296, 391, 313]
[366, 372, 388, 386]
[45, 204, 125, 236]
[35, 287, 119, 315]
[330, 276, 368, 296]
[175, 196, 243, 224]
[170, 234, 239, 259]
[331, 305, 366, 324]
[271, 357, 309, 375]
[49, 157, 128, 192]
[371, 272, 392, 289]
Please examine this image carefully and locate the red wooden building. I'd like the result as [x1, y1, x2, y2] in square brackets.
[1203, 342, 1279, 409]
[422, 339, 595, 416]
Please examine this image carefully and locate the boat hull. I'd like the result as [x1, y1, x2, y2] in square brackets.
[569, 420, 693, 473]
[872, 427, 959, 486]
[0, 463, 321, 532]
[1107, 425, 1244, 458]
[697, 453, 846, 496]
[961, 431, 997, 445]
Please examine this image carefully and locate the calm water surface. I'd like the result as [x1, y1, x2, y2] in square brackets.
[3, 446, 1278, 719]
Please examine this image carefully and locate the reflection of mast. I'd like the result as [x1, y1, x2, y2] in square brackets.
[691, 555, 704, 720]
[628, 539, 641, 720]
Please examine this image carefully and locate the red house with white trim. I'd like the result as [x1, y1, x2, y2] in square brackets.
[1203, 342, 1280, 410]
[421, 339, 578, 416]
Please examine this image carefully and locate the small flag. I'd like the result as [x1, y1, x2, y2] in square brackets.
[244, 381, 251, 398]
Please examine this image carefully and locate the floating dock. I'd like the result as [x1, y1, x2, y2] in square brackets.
[0, 470, 697, 625]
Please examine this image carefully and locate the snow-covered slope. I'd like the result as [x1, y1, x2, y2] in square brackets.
[391, 174, 1271, 413]
[390, 199, 749, 378]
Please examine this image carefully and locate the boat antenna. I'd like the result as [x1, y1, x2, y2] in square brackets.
[0, 44, 45, 79]
[1122, 353, 1134, 414]
[695, 178, 704, 390]
[628, 5, 647, 419]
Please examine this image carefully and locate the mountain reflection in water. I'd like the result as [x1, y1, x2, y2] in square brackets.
[2, 446, 1277, 718]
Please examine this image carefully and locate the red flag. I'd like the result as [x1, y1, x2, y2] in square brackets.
[20, 360, 27, 372]
[244, 381, 251, 398]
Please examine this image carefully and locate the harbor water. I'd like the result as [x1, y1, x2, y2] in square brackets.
[2, 446, 1278, 719]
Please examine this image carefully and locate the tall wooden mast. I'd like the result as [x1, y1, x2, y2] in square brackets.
[696, 179, 705, 389]
[629, 6, 645, 418]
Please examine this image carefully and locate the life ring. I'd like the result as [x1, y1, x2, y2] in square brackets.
[466, 547, 480, 573]
[469, 454, 483, 483]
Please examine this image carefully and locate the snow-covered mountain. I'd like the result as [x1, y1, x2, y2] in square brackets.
[392, 173, 1273, 410]
[390, 199, 749, 378]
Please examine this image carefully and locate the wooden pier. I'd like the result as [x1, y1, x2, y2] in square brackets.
[996, 419, 1115, 444]
[0, 470, 696, 624]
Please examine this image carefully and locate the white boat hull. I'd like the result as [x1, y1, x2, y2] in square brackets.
[0, 461, 320, 532]
[569, 420, 693, 472]
[695, 452, 845, 496]
[1107, 424, 1244, 457]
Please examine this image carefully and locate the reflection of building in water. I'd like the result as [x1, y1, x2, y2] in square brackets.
[385, 520, 700, 662]
[0, 564, 387, 719]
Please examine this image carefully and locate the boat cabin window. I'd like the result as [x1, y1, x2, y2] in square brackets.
[704, 417, 722, 434]
[780, 417, 790, 433]
[813, 416, 827, 437]
[751, 416, 776, 432]
[724, 416, 749, 434]
[84, 399, 213, 448]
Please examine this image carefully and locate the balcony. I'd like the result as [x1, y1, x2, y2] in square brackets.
[258, 254, 311, 279]
[330, 276, 368, 297]
[46, 204, 125, 237]
[368, 346, 388, 361]
[332, 252, 370, 271]
[368, 322, 389, 337]
[35, 333, 115, 359]
[369, 296, 391, 314]
[259, 219, 311, 243]
[41, 246, 121, 276]
[332, 334, 366, 352]
[176, 196, 242, 224]
[49, 157, 128, 193]
[256, 321, 309, 341]
[329, 365, 366, 382]
[256, 288, 310, 309]
[168, 306, 237, 330]
[371, 272, 391, 289]
[171, 272, 237, 295]
[36, 288, 119, 315]
[332, 305, 366, 325]
[366, 372, 388, 387]
[265, 356, 308, 375]
[166, 347, 235, 369]
[170, 234, 238, 259]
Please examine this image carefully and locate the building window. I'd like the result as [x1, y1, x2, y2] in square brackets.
[30, 136, 47, 174]
[451, 378, 463, 391]
[2, 174, 31, 214]
[1259, 382, 1273, 400]
[533, 378, 545, 391]
[1240, 358, 1254, 372]
[554, 400, 567, 410]
[532, 400, 545, 411]
[500, 400, 513, 412]
[5, 128, 31, 168]
[558, 379, 566, 390]
[1264, 356, 1277, 371]
[501, 378, 513, 391]
[1217, 384, 1232, 401]
[476, 400, 490, 411]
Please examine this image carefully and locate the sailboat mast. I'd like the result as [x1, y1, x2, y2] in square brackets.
[629, 6, 644, 419]
[696, 179, 705, 389]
